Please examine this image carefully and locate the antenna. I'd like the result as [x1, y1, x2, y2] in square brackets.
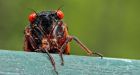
[28, 8, 38, 15]
[57, 5, 64, 12]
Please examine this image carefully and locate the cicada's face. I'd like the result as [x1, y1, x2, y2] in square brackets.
[28, 10, 64, 34]
[28, 10, 64, 24]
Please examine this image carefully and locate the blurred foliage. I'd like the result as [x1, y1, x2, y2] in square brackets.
[0, 0, 140, 59]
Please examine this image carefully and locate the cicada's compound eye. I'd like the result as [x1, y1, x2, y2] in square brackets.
[56, 10, 64, 19]
[28, 12, 37, 23]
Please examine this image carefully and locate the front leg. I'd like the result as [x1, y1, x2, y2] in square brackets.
[36, 48, 58, 75]
[57, 48, 64, 66]
[51, 39, 64, 66]
[43, 48, 58, 75]
[60, 36, 103, 58]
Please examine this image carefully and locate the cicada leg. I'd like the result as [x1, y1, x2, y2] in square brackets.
[24, 27, 37, 51]
[43, 48, 58, 75]
[60, 36, 103, 59]
[56, 48, 64, 66]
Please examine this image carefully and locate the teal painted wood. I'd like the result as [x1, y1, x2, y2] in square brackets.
[0, 50, 140, 75]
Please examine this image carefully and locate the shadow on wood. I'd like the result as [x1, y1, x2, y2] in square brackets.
[0, 50, 140, 75]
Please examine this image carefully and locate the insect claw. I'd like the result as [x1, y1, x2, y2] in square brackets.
[61, 62, 64, 66]
[35, 49, 39, 52]
[87, 52, 93, 56]
[93, 52, 103, 59]
[54, 70, 59, 75]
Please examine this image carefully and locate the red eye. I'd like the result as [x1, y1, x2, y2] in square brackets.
[28, 12, 36, 23]
[56, 10, 64, 19]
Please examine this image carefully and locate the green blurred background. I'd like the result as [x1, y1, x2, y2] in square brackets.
[0, 0, 140, 59]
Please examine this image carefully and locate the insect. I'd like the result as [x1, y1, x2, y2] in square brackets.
[24, 8, 103, 75]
